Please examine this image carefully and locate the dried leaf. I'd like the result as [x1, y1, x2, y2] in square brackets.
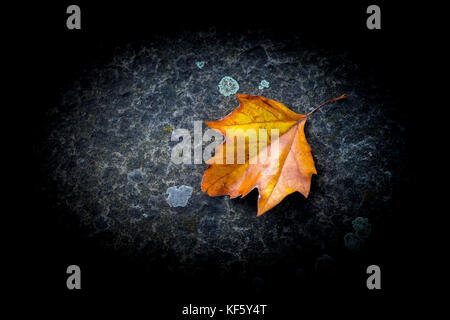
[202, 94, 347, 216]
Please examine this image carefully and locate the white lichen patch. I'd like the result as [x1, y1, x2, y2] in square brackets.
[195, 61, 205, 69]
[258, 79, 270, 90]
[167, 185, 193, 207]
[218, 76, 239, 96]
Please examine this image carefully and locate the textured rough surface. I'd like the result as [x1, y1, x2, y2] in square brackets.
[38, 30, 406, 280]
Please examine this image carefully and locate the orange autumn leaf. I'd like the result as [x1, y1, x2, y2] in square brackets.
[201, 94, 347, 216]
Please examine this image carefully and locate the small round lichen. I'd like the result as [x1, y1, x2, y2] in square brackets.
[218, 76, 239, 96]
[258, 79, 270, 90]
[344, 232, 364, 251]
[195, 61, 205, 69]
[352, 217, 372, 239]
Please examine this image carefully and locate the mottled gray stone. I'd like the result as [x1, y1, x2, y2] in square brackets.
[38, 30, 406, 279]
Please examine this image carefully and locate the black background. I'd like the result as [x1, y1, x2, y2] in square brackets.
[10, 0, 431, 317]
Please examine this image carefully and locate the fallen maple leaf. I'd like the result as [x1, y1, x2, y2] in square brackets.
[202, 94, 347, 216]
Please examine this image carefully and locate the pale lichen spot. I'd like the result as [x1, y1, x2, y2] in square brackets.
[195, 61, 205, 69]
[218, 76, 239, 96]
[167, 185, 193, 207]
[258, 79, 270, 90]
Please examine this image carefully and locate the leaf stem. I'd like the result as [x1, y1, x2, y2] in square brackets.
[305, 94, 348, 117]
